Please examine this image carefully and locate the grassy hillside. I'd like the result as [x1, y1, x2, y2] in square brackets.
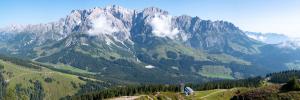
[133, 84, 300, 100]
[117, 88, 251, 100]
[198, 65, 234, 79]
[232, 84, 300, 100]
[0, 59, 86, 100]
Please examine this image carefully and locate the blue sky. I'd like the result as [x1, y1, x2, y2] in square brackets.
[1, 0, 300, 37]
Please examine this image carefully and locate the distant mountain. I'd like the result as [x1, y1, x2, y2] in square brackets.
[245, 32, 300, 50]
[277, 39, 300, 50]
[1, 5, 300, 83]
[245, 32, 290, 44]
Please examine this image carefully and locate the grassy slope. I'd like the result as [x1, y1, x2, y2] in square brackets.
[232, 84, 300, 100]
[134, 88, 252, 100]
[188, 88, 250, 100]
[134, 84, 300, 100]
[198, 65, 234, 79]
[0, 60, 85, 100]
[147, 43, 251, 65]
[145, 43, 252, 79]
[45, 63, 94, 74]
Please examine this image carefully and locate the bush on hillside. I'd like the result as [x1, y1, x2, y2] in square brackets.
[281, 77, 300, 91]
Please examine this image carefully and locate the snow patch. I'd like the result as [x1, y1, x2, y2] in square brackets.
[105, 37, 114, 45]
[136, 58, 141, 63]
[81, 43, 89, 46]
[76, 20, 81, 25]
[150, 15, 179, 39]
[145, 65, 155, 69]
[171, 66, 179, 70]
[88, 15, 119, 35]
[104, 37, 122, 48]
[24, 39, 34, 46]
[179, 32, 189, 41]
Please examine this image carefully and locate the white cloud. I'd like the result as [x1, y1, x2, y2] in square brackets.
[145, 65, 155, 69]
[88, 15, 119, 35]
[149, 15, 179, 39]
[246, 34, 266, 41]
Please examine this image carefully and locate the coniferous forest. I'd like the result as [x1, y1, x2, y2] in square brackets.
[266, 70, 300, 83]
[0, 65, 7, 100]
[65, 71, 300, 100]
[65, 76, 264, 100]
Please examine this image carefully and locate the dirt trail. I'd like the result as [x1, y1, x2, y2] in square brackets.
[199, 89, 227, 99]
[106, 96, 141, 100]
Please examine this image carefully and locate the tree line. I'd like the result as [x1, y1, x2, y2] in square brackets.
[0, 64, 7, 100]
[64, 76, 264, 100]
[266, 70, 300, 83]
[0, 54, 41, 69]
[186, 76, 263, 91]
[63, 84, 181, 100]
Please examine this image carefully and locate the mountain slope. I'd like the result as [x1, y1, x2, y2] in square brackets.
[1, 5, 300, 83]
[0, 58, 84, 99]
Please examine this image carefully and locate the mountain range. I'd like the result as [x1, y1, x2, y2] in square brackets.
[1, 5, 300, 83]
[245, 32, 300, 50]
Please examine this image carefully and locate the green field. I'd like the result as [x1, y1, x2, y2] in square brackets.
[187, 88, 250, 100]
[0, 60, 86, 100]
[198, 65, 234, 79]
[46, 63, 94, 74]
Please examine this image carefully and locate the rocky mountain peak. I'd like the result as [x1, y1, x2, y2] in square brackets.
[0, 5, 250, 52]
[142, 7, 168, 15]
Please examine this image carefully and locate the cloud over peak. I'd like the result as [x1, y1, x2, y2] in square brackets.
[149, 15, 179, 39]
[88, 15, 119, 36]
